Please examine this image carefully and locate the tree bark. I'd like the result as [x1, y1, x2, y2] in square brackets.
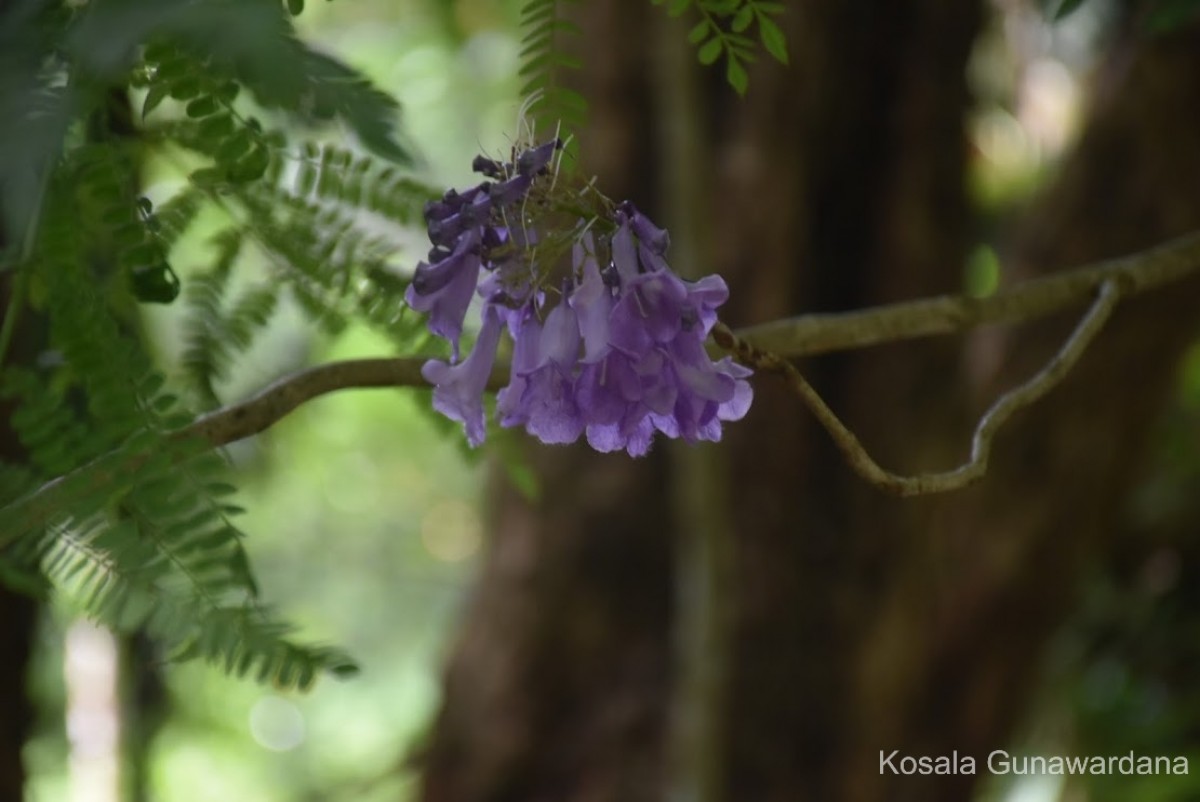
[418, 4, 1200, 801]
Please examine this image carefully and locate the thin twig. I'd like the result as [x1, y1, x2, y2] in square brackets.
[738, 231, 1200, 356]
[185, 357, 506, 447]
[712, 279, 1123, 496]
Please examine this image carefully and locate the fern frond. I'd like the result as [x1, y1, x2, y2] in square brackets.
[1, 179, 354, 688]
[1, 0, 428, 691]
[2, 369, 113, 479]
[58, 143, 180, 304]
[0, 460, 38, 508]
[15, 509, 355, 689]
[517, 0, 588, 132]
[234, 184, 431, 345]
[282, 142, 440, 227]
[0, 398, 354, 690]
[181, 229, 283, 408]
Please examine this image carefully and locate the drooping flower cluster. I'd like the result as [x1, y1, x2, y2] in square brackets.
[406, 140, 752, 456]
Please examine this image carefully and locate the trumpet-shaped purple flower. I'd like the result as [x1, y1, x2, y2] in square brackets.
[568, 234, 612, 363]
[498, 302, 586, 444]
[421, 304, 504, 447]
[407, 141, 753, 454]
[404, 229, 482, 361]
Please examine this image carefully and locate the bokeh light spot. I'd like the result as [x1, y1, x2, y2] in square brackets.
[420, 500, 482, 562]
[248, 696, 306, 752]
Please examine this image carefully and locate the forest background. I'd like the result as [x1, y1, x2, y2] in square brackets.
[2, 1, 1200, 801]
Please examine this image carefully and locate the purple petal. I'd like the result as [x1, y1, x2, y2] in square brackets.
[610, 270, 689, 351]
[625, 204, 671, 255]
[612, 221, 639, 284]
[488, 173, 534, 207]
[406, 230, 483, 360]
[428, 194, 492, 247]
[522, 365, 584, 444]
[496, 311, 541, 427]
[421, 305, 504, 447]
[539, 302, 581, 367]
[685, 274, 729, 334]
[570, 234, 613, 363]
[586, 415, 654, 456]
[516, 139, 561, 177]
[577, 352, 641, 425]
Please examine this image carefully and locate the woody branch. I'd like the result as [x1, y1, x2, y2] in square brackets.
[5, 229, 1200, 534]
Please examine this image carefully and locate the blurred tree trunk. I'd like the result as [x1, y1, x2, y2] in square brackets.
[418, 3, 1200, 801]
[0, 0, 45, 786]
[0, 266, 41, 802]
[0, 577, 36, 798]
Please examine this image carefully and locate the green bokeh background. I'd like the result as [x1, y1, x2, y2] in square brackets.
[25, 2, 524, 799]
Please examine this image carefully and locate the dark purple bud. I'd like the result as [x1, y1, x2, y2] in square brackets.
[487, 290, 517, 308]
[427, 194, 493, 246]
[427, 216, 465, 246]
[411, 238, 479, 295]
[619, 201, 671, 255]
[601, 263, 621, 288]
[412, 259, 455, 295]
[424, 198, 457, 223]
[472, 155, 506, 178]
[463, 192, 493, 223]
[516, 139, 561, 178]
[488, 174, 533, 207]
[482, 226, 507, 250]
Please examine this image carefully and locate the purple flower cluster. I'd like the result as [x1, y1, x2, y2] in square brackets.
[407, 141, 752, 456]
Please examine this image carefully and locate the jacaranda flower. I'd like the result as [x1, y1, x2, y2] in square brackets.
[421, 304, 503, 447]
[406, 140, 753, 455]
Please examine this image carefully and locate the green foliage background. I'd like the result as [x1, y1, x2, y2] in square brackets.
[2, 0, 522, 798]
[5, 0, 1200, 800]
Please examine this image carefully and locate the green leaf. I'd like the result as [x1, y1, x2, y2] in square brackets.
[130, 262, 181, 304]
[731, 4, 754, 32]
[688, 20, 710, 43]
[705, 0, 740, 14]
[1052, 0, 1090, 20]
[226, 146, 270, 183]
[697, 37, 724, 65]
[758, 14, 788, 64]
[168, 78, 201, 101]
[216, 81, 240, 103]
[726, 54, 748, 95]
[216, 131, 253, 162]
[1144, 0, 1200, 32]
[197, 112, 235, 140]
[142, 84, 169, 119]
[186, 96, 217, 118]
[668, 0, 691, 17]
[287, 0, 305, 15]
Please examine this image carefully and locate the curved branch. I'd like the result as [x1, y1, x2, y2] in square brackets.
[185, 232, 1199, 449]
[713, 279, 1123, 496]
[739, 230, 1200, 356]
[184, 357, 506, 447]
[3, 230, 1198, 535]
